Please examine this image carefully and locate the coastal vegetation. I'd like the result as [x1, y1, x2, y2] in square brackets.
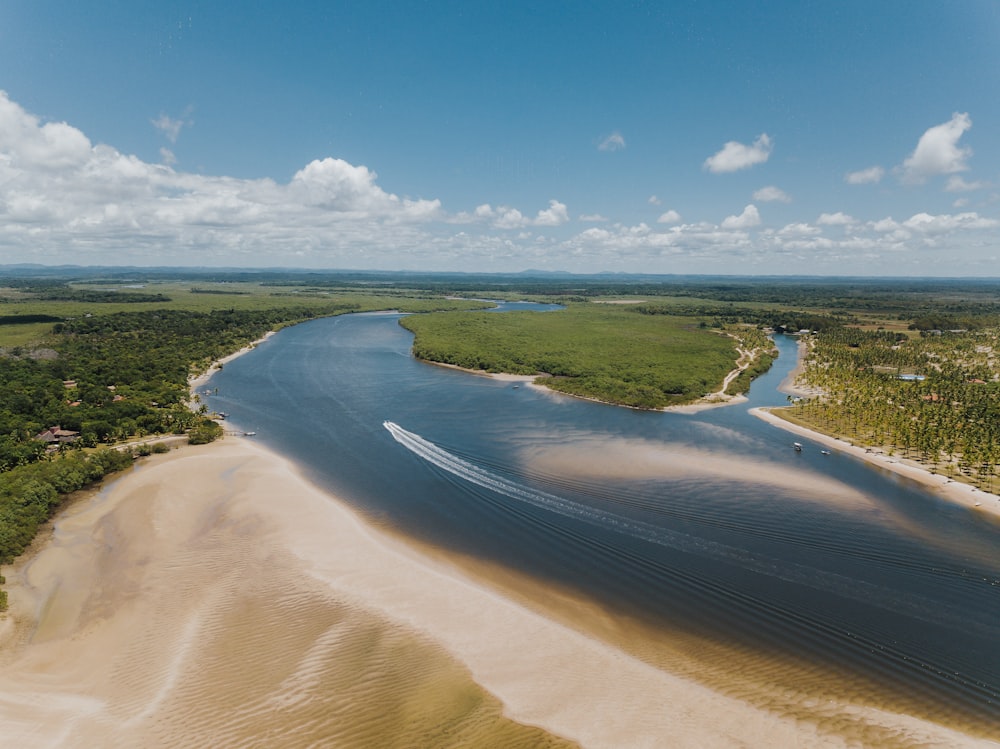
[4, 267, 1000, 608]
[400, 304, 768, 409]
[0, 275, 491, 602]
[785, 325, 1000, 492]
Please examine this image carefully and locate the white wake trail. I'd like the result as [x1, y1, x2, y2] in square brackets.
[382, 421, 996, 635]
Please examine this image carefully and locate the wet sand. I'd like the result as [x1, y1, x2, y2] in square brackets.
[0, 438, 993, 747]
[754, 336, 1000, 521]
[750, 407, 1000, 522]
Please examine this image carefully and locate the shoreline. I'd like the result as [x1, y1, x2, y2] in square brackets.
[417, 357, 751, 414]
[0, 438, 988, 747]
[188, 330, 276, 394]
[759, 336, 1000, 522]
[0, 328, 995, 745]
[750, 407, 1000, 521]
[0, 440, 796, 747]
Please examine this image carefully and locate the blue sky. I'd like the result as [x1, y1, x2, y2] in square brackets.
[1, 1, 998, 275]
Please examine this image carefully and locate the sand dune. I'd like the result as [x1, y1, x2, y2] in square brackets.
[0, 439, 991, 747]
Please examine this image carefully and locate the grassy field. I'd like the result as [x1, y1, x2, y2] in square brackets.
[401, 303, 743, 409]
[0, 281, 491, 349]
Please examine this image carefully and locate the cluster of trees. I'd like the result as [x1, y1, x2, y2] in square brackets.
[0, 305, 349, 606]
[791, 327, 1000, 490]
[401, 304, 761, 409]
[0, 280, 171, 304]
[0, 284, 497, 607]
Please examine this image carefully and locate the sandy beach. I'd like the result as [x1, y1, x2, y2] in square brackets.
[0, 436, 994, 747]
[0, 330, 996, 746]
[188, 331, 276, 394]
[750, 407, 1000, 522]
[753, 336, 1000, 522]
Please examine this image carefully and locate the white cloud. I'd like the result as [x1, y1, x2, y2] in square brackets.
[535, 199, 569, 226]
[845, 166, 885, 185]
[474, 200, 569, 229]
[3, 90, 999, 276]
[871, 217, 901, 232]
[817, 212, 855, 226]
[721, 204, 761, 229]
[816, 211, 854, 226]
[598, 132, 626, 152]
[152, 113, 188, 143]
[647, 195, 661, 205]
[704, 134, 772, 173]
[494, 206, 527, 229]
[945, 175, 989, 192]
[752, 186, 791, 203]
[778, 222, 820, 237]
[159, 147, 177, 166]
[900, 112, 972, 184]
[0, 90, 446, 265]
[902, 211, 998, 233]
[579, 213, 608, 222]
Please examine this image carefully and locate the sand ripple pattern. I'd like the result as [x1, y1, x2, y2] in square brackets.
[0, 444, 575, 749]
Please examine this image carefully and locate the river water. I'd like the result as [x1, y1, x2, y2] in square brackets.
[204, 306, 1000, 739]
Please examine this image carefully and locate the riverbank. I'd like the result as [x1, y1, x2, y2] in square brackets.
[757, 337, 1000, 522]
[188, 330, 276, 394]
[419, 358, 751, 414]
[751, 407, 1000, 522]
[0, 436, 992, 747]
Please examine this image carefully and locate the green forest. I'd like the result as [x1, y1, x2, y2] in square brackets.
[400, 304, 770, 409]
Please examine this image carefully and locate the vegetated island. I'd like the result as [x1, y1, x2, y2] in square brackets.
[400, 303, 777, 411]
[399, 277, 1000, 511]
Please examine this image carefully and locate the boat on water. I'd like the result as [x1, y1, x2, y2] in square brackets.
[793, 442, 803, 451]
[821, 449, 831, 455]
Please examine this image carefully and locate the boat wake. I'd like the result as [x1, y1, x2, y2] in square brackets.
[382, 421, 998, 638]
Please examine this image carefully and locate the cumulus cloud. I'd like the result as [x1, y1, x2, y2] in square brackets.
[721, 204, 761, 229]
[900, 112, 972, 184]
[3, 90, 999, 275]
[579, 213, 608, 222]
[598, 132, 626, 152]
[704, 134, 772, 173]
[470, 200, 568, 229]
[817, 212, 855, 226]
[845, 166, 885, 185]
[648, 195, 661, 206]
[535, 199, 570, 226]
[902, 211, 998, 233]
[778, 222, 820, 237]
[753, 186, 791, 203]
[560, 208, 999, 274]
[0, 90, 445, 265]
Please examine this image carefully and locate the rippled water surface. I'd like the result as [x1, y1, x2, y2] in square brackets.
[205, 308, 1000, 738]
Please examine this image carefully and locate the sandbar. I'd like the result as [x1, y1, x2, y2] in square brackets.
[750, 407, 1000, 522]
[0, 436, 992, 747]
[754, 337, 1000, 522]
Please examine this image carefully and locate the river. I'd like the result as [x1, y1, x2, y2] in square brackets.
[204, 306, 1000, 741]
